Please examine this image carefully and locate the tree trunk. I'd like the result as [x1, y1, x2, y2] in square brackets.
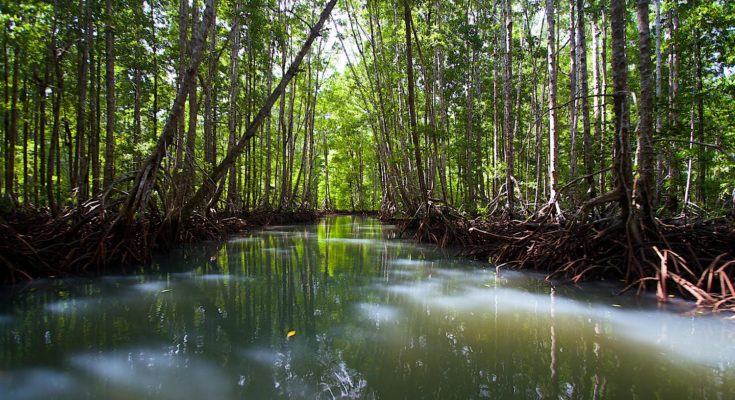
[263, 40, 274, 208]
[404, 0, 427, 205]
[175, 0, 189, 173]
[695, 33, 705, 205]
[76, 0, 90, 204]
[610, 0, 634, 224]
[48, 34, 63, 213]
[592, 11, 603, 198]
[38, 62, 49, 203]
[666, 7, 679, 212]
[151, 4, 159, 149]
[203, 3, 217, 170]
[599, 3, 608, 195]
[577, 0, 593, 199]
[5, 46, 19, 201]
[120, 0, 215, 221]
[633, 0, 655, 230]
[183, 1, 199, 202]
[654, 0, 663, 207]
[503, 0, 514, 216]
[226, 0, 241, 211]
[133, 68, 142, 166]
[181, 0, 338, 218]
[103, 0, 115, 188]
[568, 0, 578, 198]
[546, 0, 560, 215]
[22, 81, 29, 204]
[89, 17, 100, 196]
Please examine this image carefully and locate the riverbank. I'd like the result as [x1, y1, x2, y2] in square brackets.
[0, 207, 320, 284]
[388, 204, 735, 312]
[4, 204, 733, 311]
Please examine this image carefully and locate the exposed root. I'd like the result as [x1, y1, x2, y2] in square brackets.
[0, 205, 319, 284]
[392, 203, 735, 312]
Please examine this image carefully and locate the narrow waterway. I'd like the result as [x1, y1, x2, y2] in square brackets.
[1, 216, 733, 399]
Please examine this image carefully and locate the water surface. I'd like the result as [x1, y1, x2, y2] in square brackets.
[1, 216, 734, 399]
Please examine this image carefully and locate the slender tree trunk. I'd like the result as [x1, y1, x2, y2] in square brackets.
[181, 0, 338, 217]
[599, 3, 608, 195]
[592, 12, 602, 198]
[5, 47, 19, 200]
[263, 40, 274, 208]
[48, 33, 63, 213]
[1, 39, 6, 196]
[76, 0, 90, 204]
[22, 80, 29, 204]
[175, 0, 189, 172]
[203, 2, 216, 170]
[465, 47, 475, 209]
[546, 0, 560, 215]
[404, 0, 426, 205]
[89, 18, 100, 196]
[683, 97, 695, 209]
[103, 0, 115, 188]
[38, 64, 49, 203]
[226, 0, 240, 209]
[568, 0, 578, 198]
[653, 0, 663, 207]
[666, 7, 679, 212]
[503, 0, 514, 216]
[120, 0, 215, 220]
[183, 1, 199, 202]
[577, 0, 593, 199]
[151, 4, 159, 148]
[133, 68, 141, 165]
[695, 33, 705, 205]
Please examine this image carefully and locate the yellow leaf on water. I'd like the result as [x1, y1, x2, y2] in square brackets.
[287, 330, 296, 338]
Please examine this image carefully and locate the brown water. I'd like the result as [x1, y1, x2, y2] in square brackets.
[1, 216, 734, 399]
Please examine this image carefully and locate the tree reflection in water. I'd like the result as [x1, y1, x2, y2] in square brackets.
[1, 216, 734, 399]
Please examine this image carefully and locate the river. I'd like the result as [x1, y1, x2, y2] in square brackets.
[1, 216, 734, 399]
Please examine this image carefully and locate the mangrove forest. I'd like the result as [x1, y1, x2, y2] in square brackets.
[1, 0, 735, 397]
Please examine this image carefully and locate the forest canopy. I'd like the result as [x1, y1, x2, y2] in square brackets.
[0, 0, 733, 217]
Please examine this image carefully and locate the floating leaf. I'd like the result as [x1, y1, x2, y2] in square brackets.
[286, 330, 296, 338]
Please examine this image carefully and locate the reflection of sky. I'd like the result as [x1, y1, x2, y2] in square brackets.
[386, 274, 735, 368]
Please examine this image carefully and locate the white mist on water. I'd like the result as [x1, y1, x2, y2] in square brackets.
[384, 267, 735, 369]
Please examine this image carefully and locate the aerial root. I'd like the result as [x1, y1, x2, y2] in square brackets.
[393, 203, 735, 312]
[0, 205, 320, 284]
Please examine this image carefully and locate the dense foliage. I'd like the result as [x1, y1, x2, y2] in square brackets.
[0, 0, 733, 217]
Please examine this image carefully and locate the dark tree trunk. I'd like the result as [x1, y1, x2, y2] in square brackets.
[103, 0, 115, 189]
[89, 18, 100, 196]
[633, 0, 655, 230]
[5, 46, 19, 201]
[610, 0, 634, 224]
[76, 0, 90, 204]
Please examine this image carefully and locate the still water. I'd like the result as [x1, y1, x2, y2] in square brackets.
[1, 216, 734, 399]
